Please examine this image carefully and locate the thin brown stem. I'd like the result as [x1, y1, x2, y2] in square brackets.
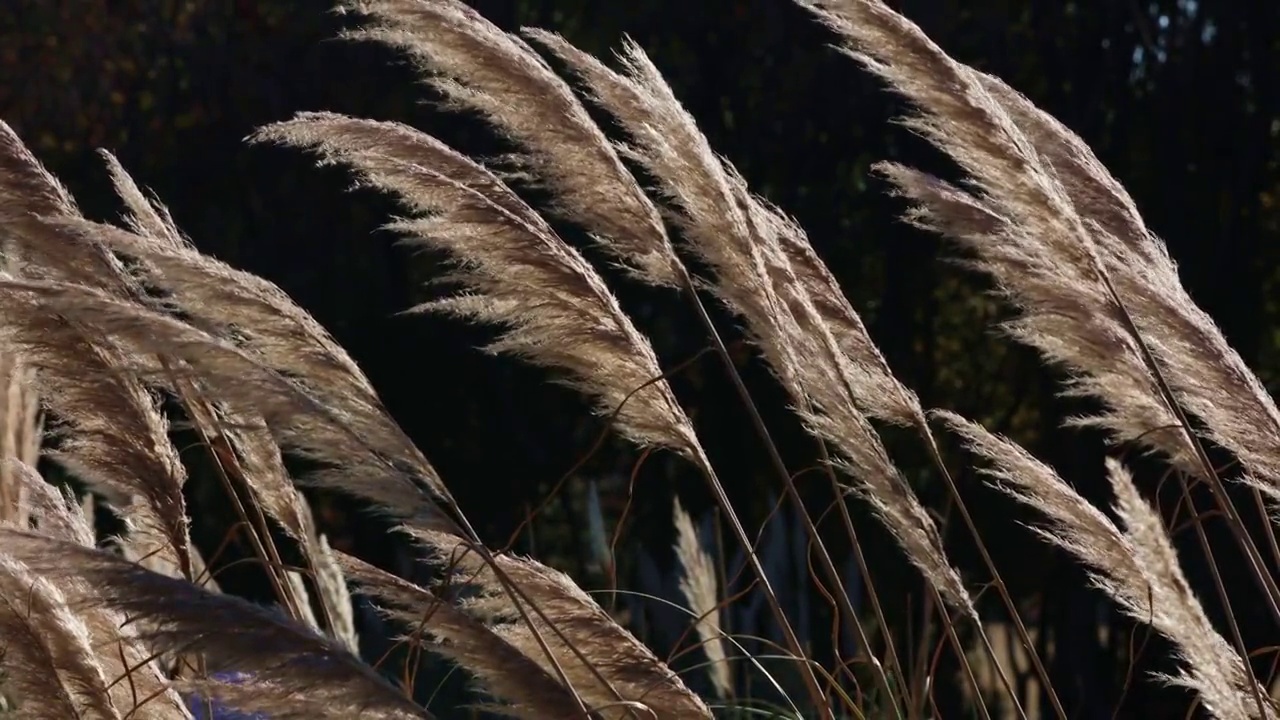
[1175, 479, 1270, 718]
[816, 439, 912, 713]
[678, 264, 893, 720]
[932, 586, 993, 720]
[918, 426, 1064, 720]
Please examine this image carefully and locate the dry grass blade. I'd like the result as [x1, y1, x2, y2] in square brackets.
[256, 112, 701, 461]
[336, 0, 682, 287]
[0, 528, 434, 720]
[410, 528, 713, 720]
[938, 411, 1274, 720]
[672, 499, 731, 701]
[339, 552, 589, 720]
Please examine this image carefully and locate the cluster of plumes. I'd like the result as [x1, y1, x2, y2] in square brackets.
[0, 128, 381, 714]
[340, 0, 962, 635]
[0, 124, 195, 578]
[311, 6, 981, 712]
[798, 0, 1280, 492]
[254, 112, 704, 466]
[792, 0, 1280, 715]
[0, 114, 420, 634]
[334, 0, 684, 288]
[0, 110, 711, 716]
[1, 0, 1273, 717]
[524, 19, 972, 616]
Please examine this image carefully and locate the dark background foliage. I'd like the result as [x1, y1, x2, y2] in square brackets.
[4, 1, 1279, 717]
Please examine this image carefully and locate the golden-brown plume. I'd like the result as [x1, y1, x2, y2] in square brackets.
[0, 528, 433, 720]
[336, 0, 684, 287]
[408, 528, 713, 720]
[940, 412, 1272, 720]
[340, 552, 590, 719]
[255, 113, 702, 462]
[672, 499, 731, 701]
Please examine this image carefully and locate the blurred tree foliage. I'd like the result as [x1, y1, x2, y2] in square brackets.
[4, 0, 1280, 715]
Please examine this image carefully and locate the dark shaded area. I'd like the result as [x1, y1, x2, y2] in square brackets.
[4, 1, 1280, 717]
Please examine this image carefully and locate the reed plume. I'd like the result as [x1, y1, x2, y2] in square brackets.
[339, 552, 589, 719]
[408, 527, 714, 720]
[0, 555, 120, 719]
[940, 411, 1273, 720]
[256, 112, 701, 463]
[335, 0, 684, 288]
[672, 499, 731, 701]
[527, 26, 973, 614]
[0, 528, 432, 720]
[796, 0, 1280, 494]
